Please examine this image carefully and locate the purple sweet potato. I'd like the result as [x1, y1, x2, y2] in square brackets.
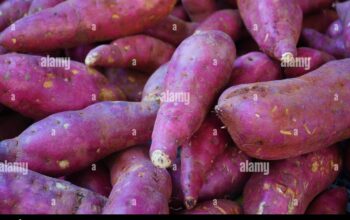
[243, 145, 342, 214]
[296, 0, 334, 14]
[150, 31, 236, 168]
[0, 0, 176, 52]
[0, 45, 8, 55]
[171, 146, 251, 207]
[217, 59, 350, 160]
[66, 162, 112, 197]
[0, 0, 32, 32]
[103, 145, 172, 214]
[327, 19, 343, 38]
[306, 187, 348, 214]
[194, 9, 242, 41]
[0, 101, 159, 176]
[106, 68, 149, 102]
[0, 53, 125, 119]
[230, 51, 281, 86]
[237, 0, 302, 60]
[65, 44, 95, 63]
[142, 63, 168, 103]
[28, 0, 64, 15]
[302, 9, 338, 33]
[85, 35, 175, 73]
[336, 1, 350, 50]
[0, 111, 32, 140]
[0, 163, 107, 214]
[302, 28, 350, 58]
[145, 15, 198, 46]
[182, 0, 217, 22]
[183, 199, 242, 214]
[180, 114, 230, 209]
[283, 47, 335, 78]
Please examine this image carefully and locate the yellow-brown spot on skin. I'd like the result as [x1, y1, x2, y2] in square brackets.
[127, 76, 136, 83]
[107, 57, 115, 63]
[112, 14, 120, 19]
[99, 88, 115, 101]
[285, 108, 289, 115]
[11, 38, 16, 44]
[280, 130, 292, 136]
[311, 161, 319, 172]
[43, 81, 53, 88]
[123, 45, 130, 51]
[58, 160, 70, 169]
[71, 70, 79, 75]
[271, 105, 277, 113]
[263, 183, 270, 190]
[47, 73, 55, 79]
[87, 67, 98, 76]
[303, 124, 312, 135]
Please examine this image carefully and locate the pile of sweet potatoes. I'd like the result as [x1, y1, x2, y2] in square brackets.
[0, 0, 349, 215]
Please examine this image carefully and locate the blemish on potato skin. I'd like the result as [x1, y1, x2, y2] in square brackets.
[57, 160, 70, 169]
[43, 81, 53, 88]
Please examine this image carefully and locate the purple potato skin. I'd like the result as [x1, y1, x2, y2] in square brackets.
[217, 59, 350, 160]
[0, 0, 33, 32]
[0, 164, 107, 214]
[28, 0, 64, 15]
[142, 62, 169, 103]
[184, 199, 242, 214]
[296, 0, 334, 14]
[327, 20, 343, 38]
[336, 1, 350, 51]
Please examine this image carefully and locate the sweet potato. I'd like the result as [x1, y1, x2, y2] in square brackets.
[183, 199, 242, 214]
[230, 51, 281, 86]
[327, 19, 343, 38]
[0, 0, 176, 52]
[182, 0, 217, 22]
[65, 44, 95, 63]
[106, 68, 149, 102]
[180, 114, 230, 209]
[217, 59, 350, 160]
[0, 0, 32, 32]
[171, 146, 251, 207]
[142, 63, 168, 103]
[103, 145, 172, 214]
[296, 0, 334, 14]
[0, 53, 124, 119]
[243, 146, 342, 214]
[0, 45, 8, 55]
[0, 101, 159, 176]
[283, 47, 335, 78]
[85, 35, 175, 73]
[150, 31, 236, 168]
[0, 163, 107, 214]
[0, 111, 32, 140]
[336, 1, 350, 50]
[302, 9, 338, 33]
[306, 187, 348, 214]
[302, 28, 350, 58]
[28, 0, 64, 15]
[145, 15, 198, 46]
[66, 162, 112, 197]
[237, 0, 302, 60]
[194, 9, 242, 41]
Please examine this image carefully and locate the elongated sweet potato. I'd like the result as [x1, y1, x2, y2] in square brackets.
[243, 146, 342, 214]
[327, 20, 343, 38]
[217, 59, 350, 160]
[0, 111, 32, 140]
[85, 35, 175, 73]
[181, 114, 230, 209]
[237, 0, 302, 60]
[0, 101, 158, 176]
[230, 51, 281, 86]
[142, 63, 168, 103]
[283, 47, 335, 78]
[302, 28, 350, 59]
[182, 0, 217, 22]
[336, 1, 350, 50]
[0, 0, 176, 52]
[194, 9, 242, 41]
[0, 163, 107, 214]
[0, 0, 32, 32]
[65, 44, 95, 63]
[150, 31, 236, 168]
[183, 199, 242, 214]
[302, 9, 338, 33]
[66, 162, 112, 197]
[106, 68, 149, 102]
[296, 0, 334, 14]
[28, 0, 64, 15]
[104, 145, 172, 214]
[144, 15, 198, 46]
[306, 187, 348, 214]
[0, 53, 124, 119]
